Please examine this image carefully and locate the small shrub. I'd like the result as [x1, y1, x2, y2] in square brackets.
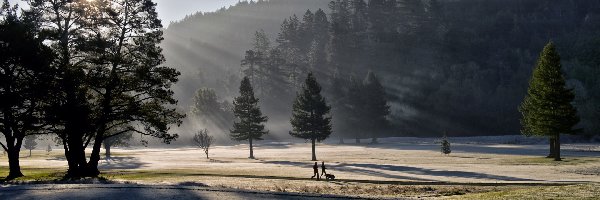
[441, 134, 451, 155]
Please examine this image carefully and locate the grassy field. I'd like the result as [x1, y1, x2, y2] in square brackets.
[450, 184, 600, 200]
[1, 140, 599, 199]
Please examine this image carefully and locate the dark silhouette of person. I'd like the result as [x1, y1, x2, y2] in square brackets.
[320, 161, 327, 176]
[311, 162, 320, 180]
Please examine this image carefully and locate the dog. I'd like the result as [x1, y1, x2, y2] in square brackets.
[325, 173, 335, 181]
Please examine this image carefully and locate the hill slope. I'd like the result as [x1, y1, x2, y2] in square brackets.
[162, 0, 329, 107]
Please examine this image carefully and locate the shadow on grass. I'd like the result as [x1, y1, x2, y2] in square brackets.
[107, 170, 576, 187]
[259, 160, 540, 182]
[339, 163, 538, 181]
[98, 157, 146, 170]
[364, 142, 600, 157]
[261, 160, 434, 182]
[0, 184, 220, 200]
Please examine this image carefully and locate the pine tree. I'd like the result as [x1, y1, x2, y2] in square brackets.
[290, 73, 332, 161]
[328, 0, 352, 71]
[0, 1, 53, 179]
[230, 77, 269, 159]
[329, 72, 349, 144]
[24, 135, 37, 157]
[30, 0, 184, 178]
[349, 0, 369, 69]
[299, 10, 315, 52]
[241, 50, 262, 87]
[252, 29, 271, 55]
[192, 88, 234, 131]
[362, 71, 390, 144]
[313, 9, 330, 46]
[345, 76, 366, 144]
[519, 42, 580, 161]
[440, 132, 451, 155]
[250, 30, 271, 96]
[263, 48, 289, 103]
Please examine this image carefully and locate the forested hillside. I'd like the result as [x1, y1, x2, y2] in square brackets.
[162, 0, 329, 106]
[164, 0, 600, 138]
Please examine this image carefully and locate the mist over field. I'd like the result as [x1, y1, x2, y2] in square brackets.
[162, 0, 600, 144]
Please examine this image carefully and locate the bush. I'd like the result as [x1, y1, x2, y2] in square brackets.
[441, 135, 451, 155]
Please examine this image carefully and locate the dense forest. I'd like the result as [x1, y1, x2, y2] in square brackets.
[163, 0, 600, 139]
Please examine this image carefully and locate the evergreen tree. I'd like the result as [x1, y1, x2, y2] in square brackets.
[230, 77, 269, 159]
[519, 42, 580, 161]
[368, 0, 398, 43]
[349, 0, 369, 70]
[252, 29, 271, 55]
[29, 0, 95, 178]
[346, 76, 365, 143]
[251, 30, 271, 96]
[299, 10, 315, 52]
[23, 135, 38, 157]
[276, 15, 300, 50]
[85, 0, 184, 177]
[362, 71, 390, 143]
[313, 9, 330, 46]
[440, 132, 451, 155]
[264, 49, 289, 97]
[328, 0, 352, 72]
[192, 88, 234, 131]
[328, 72, 349, 144]
[241, 50, 262, 87]
[290, 73, 332, 161]
[30, 0, 184, 177]
[311, 9, 331, 81]
[0, 1, 53, 179]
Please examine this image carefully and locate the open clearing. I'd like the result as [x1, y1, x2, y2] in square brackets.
[1, 138, 599, 199]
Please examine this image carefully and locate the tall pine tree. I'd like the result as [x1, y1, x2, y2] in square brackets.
[362, 71, 390, 144]
[290, 73, 332, 161]
[347, 76, 366, 143]
[230, 77, 269, 159]
[519, 42, 580, 161]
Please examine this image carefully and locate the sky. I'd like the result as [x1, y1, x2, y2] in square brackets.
[6, 0, 240, 26]
[153, 0, 239, 26]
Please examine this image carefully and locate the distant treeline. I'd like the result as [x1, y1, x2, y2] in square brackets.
[166, 0, 600, 138]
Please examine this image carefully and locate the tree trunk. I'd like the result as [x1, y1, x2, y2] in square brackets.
[355, 138, 360, 144]
[7, 148, 24, 179]
[85, 138, 103, 177]
[205, 149, 209, 159]
[65, 129, 89, 178]
[63, 142, 78, 178]
[547, 138, 556, 158]
[105, 144, 111, 160]
[249, 138, 254, 159]
[311, 139, 317, 161]
[29, 149, 32, 157]
[554, 134, 561, 161]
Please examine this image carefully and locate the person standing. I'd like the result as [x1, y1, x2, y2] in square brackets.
[311, 162, 320, 180]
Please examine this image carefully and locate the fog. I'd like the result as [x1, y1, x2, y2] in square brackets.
[160, 0, 600, 145]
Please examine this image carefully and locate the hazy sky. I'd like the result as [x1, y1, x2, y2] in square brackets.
[6, 0, 240, 26]
[154, 0, 239, 26]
